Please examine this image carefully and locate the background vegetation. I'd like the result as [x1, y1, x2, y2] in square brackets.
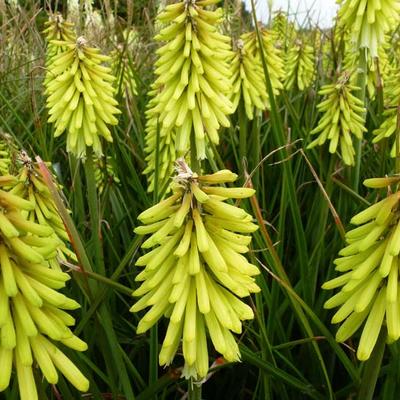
[1, 0, 399, 399]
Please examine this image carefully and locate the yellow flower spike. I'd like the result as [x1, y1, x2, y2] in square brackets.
[44, 35, 120, 157]
[132, 160, 259, 379]
[0, 140, 87, 398]
[308, 72, 367, 165]
[323, 182, 400, 360]
[8, 151, 76, 266]
[337, 0, 400, 57]
[143, 89, 178, 193]
[284, 38, 315, 91]
[373, 67, 400, 155]
[270, 10, 296, 51]
[143, 0, 233, 193]
[230, 38, 268, 119]
[0, 136, 13, 176]
[241, 28, 284, 97]
[0, 178, 88, 398]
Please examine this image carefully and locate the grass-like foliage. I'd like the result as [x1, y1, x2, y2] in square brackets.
[2, 0, 400, 399]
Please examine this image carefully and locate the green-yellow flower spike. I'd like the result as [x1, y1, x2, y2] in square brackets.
[230, 39, 268, 120]
[132, 160, 260, 379]
[323, 183, 400, 360]
[337, 0, 400, 57]
[0, 136, 13, 176]
[284, 39, 315, 91]
[143, 84, 178, 193]
[44, 36, 121, 158]
[241, 28, 284, 98]
[11, 152, 76, 262]
[149, 0, 234, 160]
[0, 171, 88, 399]
[271, 10, 295, 50]
[373, 67, 400, 156]
[308, 72, 367, 165]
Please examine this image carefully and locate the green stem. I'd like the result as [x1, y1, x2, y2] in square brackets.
[188, 379, 202, 400]
[84, 146, 105, 275]
[149, 324, 158, 396]
[75, 269, 132, 295]
[353, 47, 368, 191]
[332, 176, 371, 206]
[188, 122, 203, 399]
[68, 154, 85, 225]
[75, 236, 142, 335]
[251, 113, 261, 189]
[85, 148, 136, 399]
[357, 328, 386, 400]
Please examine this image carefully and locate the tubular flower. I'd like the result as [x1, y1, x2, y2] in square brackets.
[373, 67, 400, 156]
[308, 72, 367, 166]
[241, 29, 285, 96]
[148, 0, 234, 160]
[337, 0, 400, 57]
[44, 36, 121, 157]
[131, 161, 260, 379]
[230, 39, 268, 120]
[284, 39, 315, 91]
[322, 176, 400, 360]
[0, 174, 88, 399]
